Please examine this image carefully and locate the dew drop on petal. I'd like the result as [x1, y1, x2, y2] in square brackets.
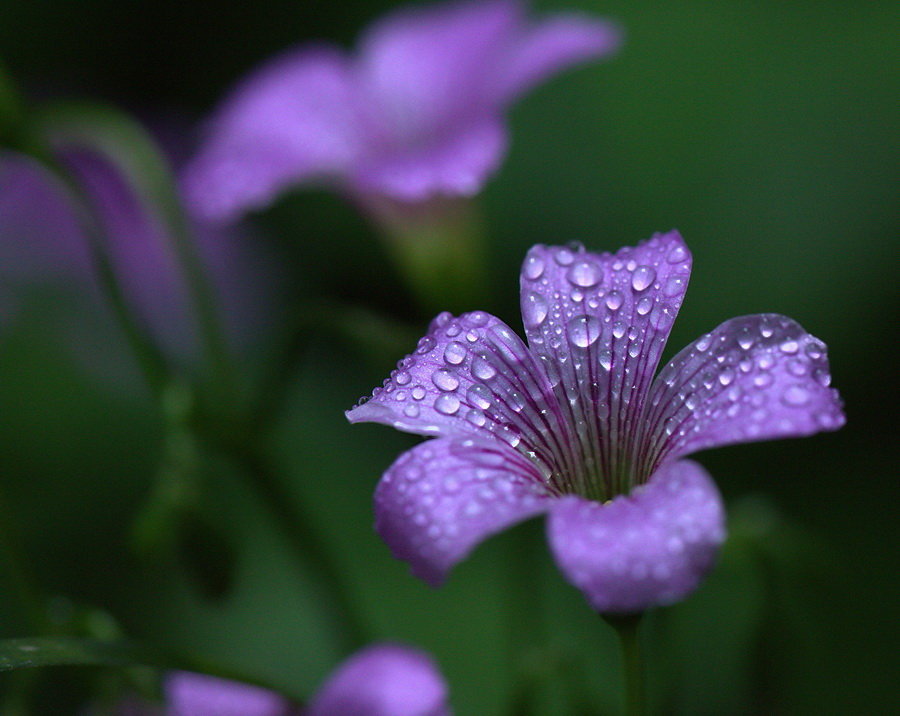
[631, 265, 656, 291]
[394, 371, 411, 385]
[663, 275, 684, 297]
[467, 384, 493, 410]
[466, 409, 486, 426]
[599, 350, 612, 371]
[718, 368, 735, 386]
[417, 336, 436, 354]
[444, 341, 467, 365]
[667, 244, 688, 264]
[567, 315, 602, 348]
[782, 385, 810, 407]
[780, 340, 799, 355]
[411, 386, 426, 400]
[432, 369, 459, 391]
[404, 404, 420, 418]
[471, 355, 497, 381]
[522, 292, 549, 328]
[567, 261, 600, 288]
[434, 393, 461, 415]
[554, 247, 574, 266]
[636, 296, 653, 316]
[524, 254, 545, 280]
[605, 291, 623, 310]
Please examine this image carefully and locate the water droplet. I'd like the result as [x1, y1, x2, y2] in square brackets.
[696, 335, 712, 352]
[417, 336, 435, 354]
[612, 321, 626, 339]
[468, 311, 489, 326]
[434, 394, 461, 415]
[404, 404, 420, 418]
[758, 354, 775, 370]
[780, 340, 799, 355]
[412, 386, 426, 400]
[636, 296, 653, 315]
[628, 342, 641, 358]
[782, 385, 810, 406]
[753, 373, 773, 388]
[737, 333, 754, 350]
[394, 370, 411, 385]
[432, 369, 459, 391]
[663, 275, 684, 297]
[718, 368, 735, 386]
[444, 341, 466, 365]
[471, 355, 497, 381]
[466, 409, 486, 426]
[813, 367, 831, 387]
[631, 265, 656, 291]
[667, 244, 687, 264]
[467, 384, 492, 410]
[508, 391, 526, 412]
[567, 261, 600, 288]
[523, 254, 545, 280]
[805, 341, 824, 360]
[760, 324, 774, 338]
[599, 350, 612, 371]
[522, 292, 549, 328]
[554, 247, 574, 266]
[605, 291, 623, 310]
[567, 315, 602, 348]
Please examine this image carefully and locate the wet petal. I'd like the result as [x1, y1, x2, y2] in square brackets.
[307, 643, 450, 716]
[374, 436, 553, 586]
[547, 460, 725, 614]
[642, 314, 845, 472]
[520, 232, 692, 493]
[165, 672, 292, 716]
[347, 310, 573, 479]
[182, 46, 362, 222]
[493, 14, 623, 105]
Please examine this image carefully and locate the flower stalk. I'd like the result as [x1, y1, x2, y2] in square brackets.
[604, 612, 646, 716]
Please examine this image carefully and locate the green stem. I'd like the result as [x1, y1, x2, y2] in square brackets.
[604, 613, 646, 716]
[224, 444, 369, 654]
[38, 153, 169, 397]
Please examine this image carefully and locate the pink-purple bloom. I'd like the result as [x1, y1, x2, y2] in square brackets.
[182, 0, 621, 222]
[347, 232, 845, 613]
[0, 148, 269, 362]
[146, 644, 449, 716]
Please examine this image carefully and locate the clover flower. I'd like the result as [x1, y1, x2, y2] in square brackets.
[347, 232, 845, 613]
[182, 0, 621, 222]
[144, 644, 449, 716]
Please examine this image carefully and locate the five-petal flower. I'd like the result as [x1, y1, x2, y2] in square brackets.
[347, 231, 845, 613]
[182, 0, 621, 222]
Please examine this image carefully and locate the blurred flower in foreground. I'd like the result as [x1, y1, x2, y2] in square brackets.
[348, 232, 845, 613]
[119, 643, 449, 715]
[0, 147, 270, 367]
[182, 0, 621, 222]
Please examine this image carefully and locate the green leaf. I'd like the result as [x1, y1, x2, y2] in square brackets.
[0, 637, 298, 699]
[0, 58, 26, 148]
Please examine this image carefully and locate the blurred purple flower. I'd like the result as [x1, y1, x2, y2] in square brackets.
[0, 147, 272, 366]
[347, 232, 845, 613]
[182, 0, 621, 222]
[116, 643, 449, 715]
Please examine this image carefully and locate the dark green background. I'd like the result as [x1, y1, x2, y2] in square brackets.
[1, 0, 897, 713]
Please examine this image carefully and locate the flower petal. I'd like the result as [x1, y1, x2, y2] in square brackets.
[493, 14, 623, 105]
[547, 460, 725, 614]
[182, 46, 362, 222]
[347, 310, 573, 479]
[641, 314, 846, 472]
[165, 672, 292, 716]
[520, 232, 692, 493]
[374, 436, 553, 586]
[350, 116, 507, 201]
[307, 643, 450, 716]
[356, 0, 520, 143]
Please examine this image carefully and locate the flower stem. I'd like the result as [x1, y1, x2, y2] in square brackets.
[603, 612, 646, 716]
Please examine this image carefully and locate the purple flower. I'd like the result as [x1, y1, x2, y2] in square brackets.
[347, 232, 845, 613]
[0, 147, 271, 364]
[149, 644, 449, 716]
[182, 0, 621, 222]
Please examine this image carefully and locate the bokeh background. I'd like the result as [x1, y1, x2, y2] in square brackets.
[1, 0, 897, 713]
